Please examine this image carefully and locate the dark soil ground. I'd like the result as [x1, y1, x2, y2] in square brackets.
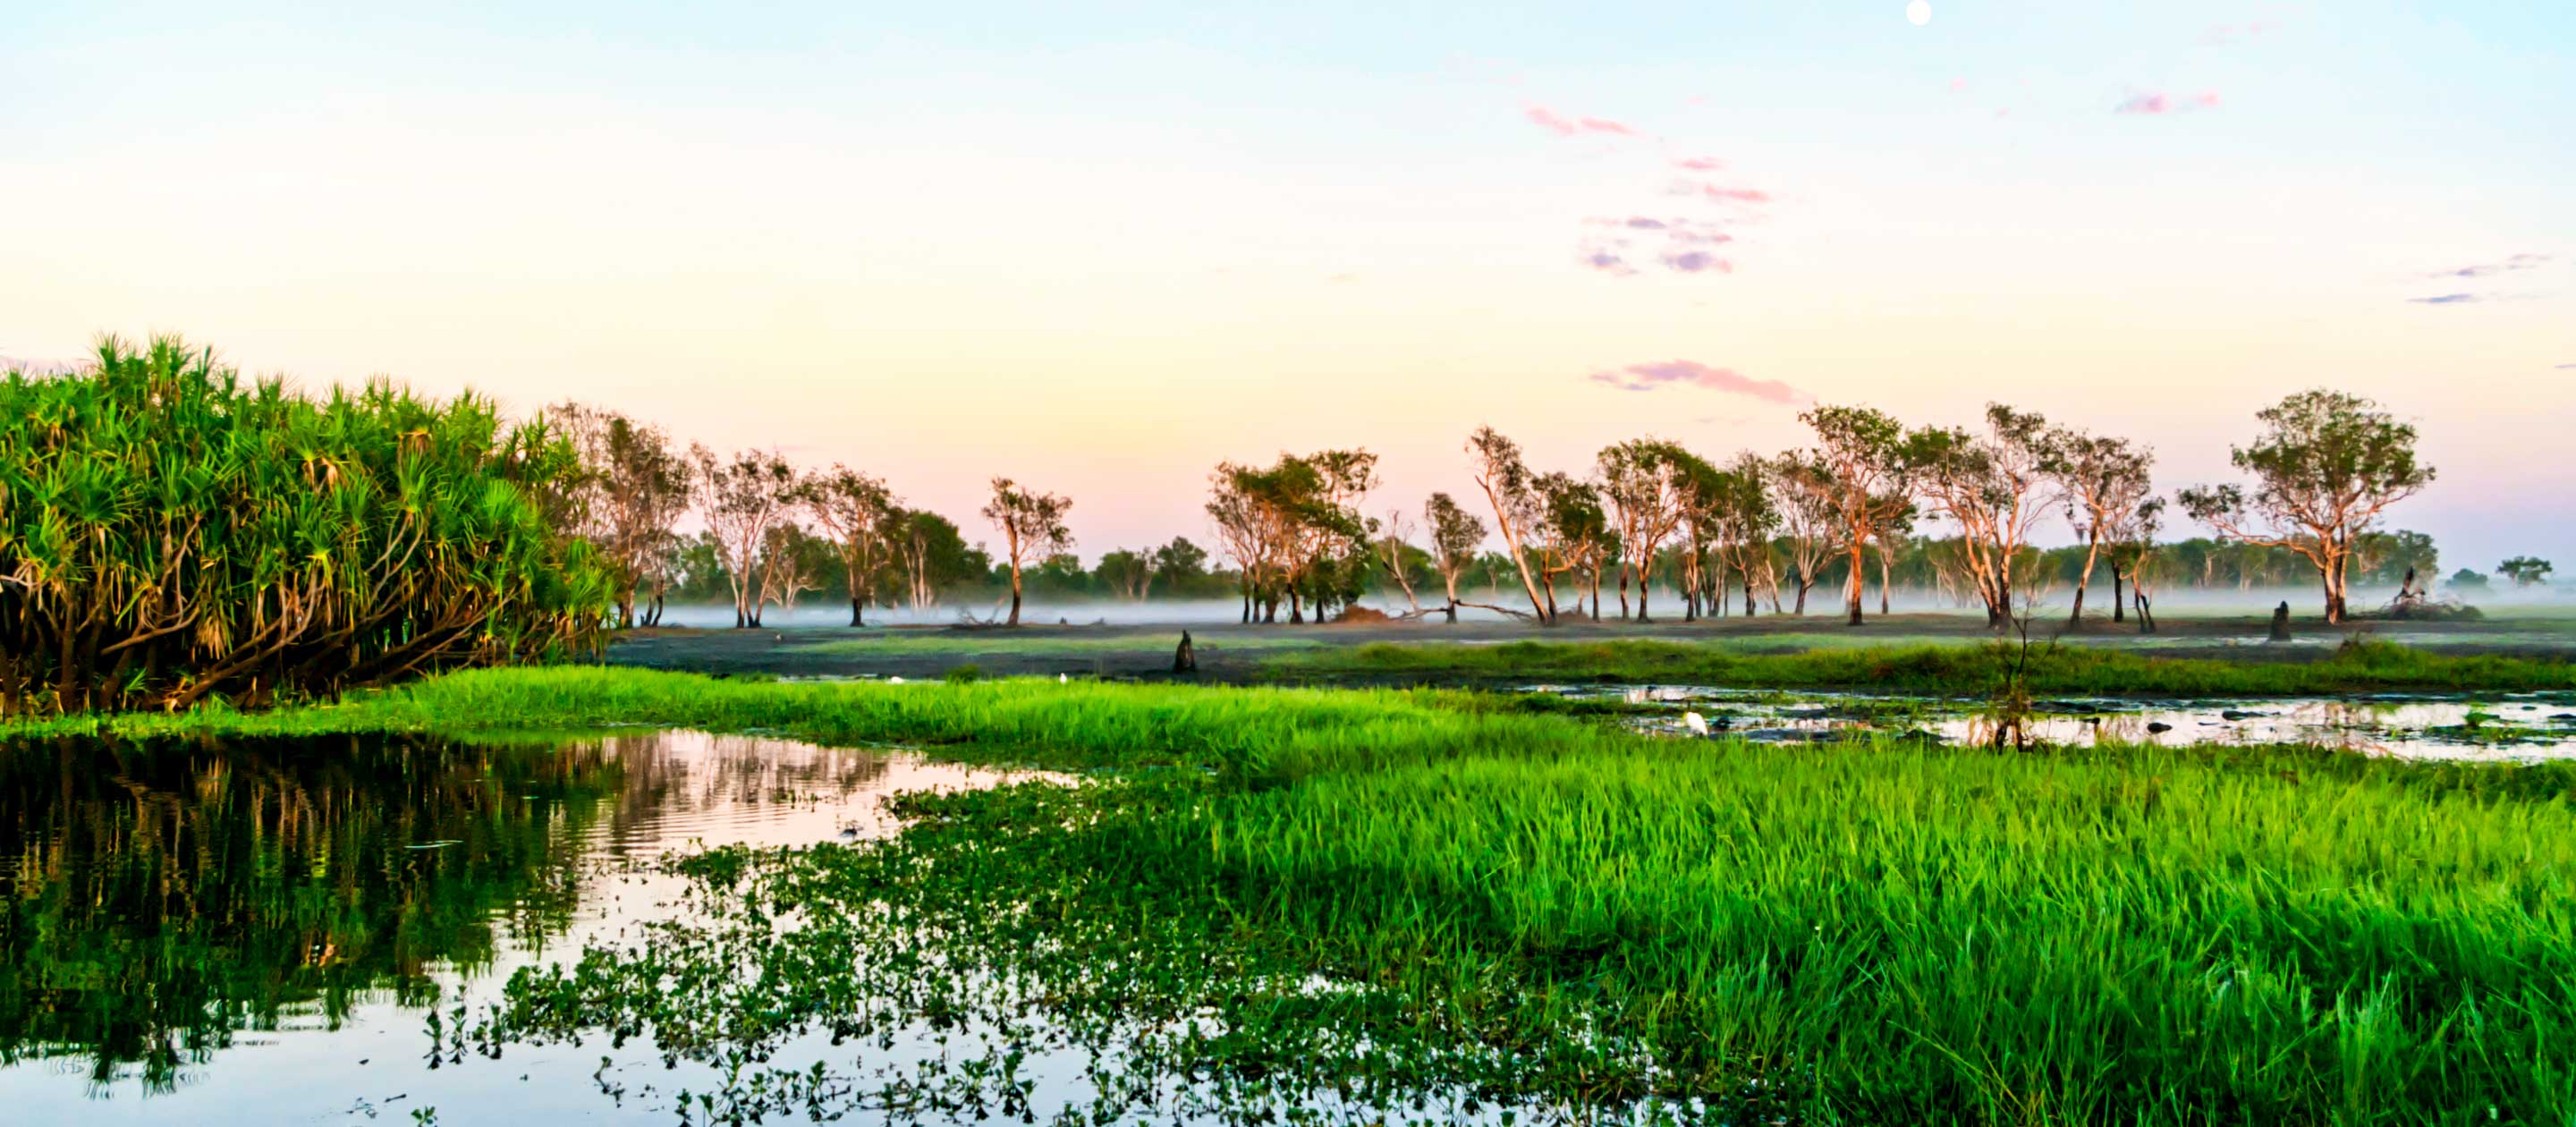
[606, 609, 2576, 683]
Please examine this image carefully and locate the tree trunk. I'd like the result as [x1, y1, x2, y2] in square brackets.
[850, 597, 866, 627]
[1007, 565, 1023, 626]
[2111, 566, 2126, 623]
[1844, 544, 1867, 626]
[2067, 530, 2101, 628]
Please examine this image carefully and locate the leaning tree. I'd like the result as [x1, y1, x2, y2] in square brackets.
[1421, 492, 1487, 623]
[982, 477, 1072, 626]
[2179, 389, 2433, 623]
[1464, 427, 1553, 623]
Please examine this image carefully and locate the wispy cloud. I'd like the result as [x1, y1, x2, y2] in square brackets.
[2114, 90, 2222, 114]
[1587, 360, 1808, 403]
[1524, 104, 1636, 137]
[2555, 363, 2575, 370]
[2407, 293, 2480, 305]
[1577, 217, 1734, 278]
[1673, 156, 1726, 172]
[1669, 180, 1771, 204]
[2428, 252, 2551, 279]
[1580, 250, 1637, 277]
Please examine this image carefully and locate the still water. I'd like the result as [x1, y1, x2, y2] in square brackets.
[1548, 686, 2576, 760]
[0, 729, 1061, 1123]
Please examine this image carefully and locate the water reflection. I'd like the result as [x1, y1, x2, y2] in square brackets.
[1571, 685, 2576, 759]
[0, 728, 1045, 1114]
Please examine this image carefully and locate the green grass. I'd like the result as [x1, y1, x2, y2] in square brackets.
[1263, 637, 2576, 695]
[19, 665, 2576, 1123]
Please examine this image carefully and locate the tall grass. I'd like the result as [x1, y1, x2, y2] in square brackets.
[1266, 637, 2576, 694]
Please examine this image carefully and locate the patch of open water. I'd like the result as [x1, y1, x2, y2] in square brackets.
[0, 729, 1092, 1123]
[1531, 685, 2576, 760]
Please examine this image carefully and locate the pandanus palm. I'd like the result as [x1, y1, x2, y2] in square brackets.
[0, 335, 612, 716]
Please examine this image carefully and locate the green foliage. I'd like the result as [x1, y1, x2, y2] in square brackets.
[2500, 555, 2556, 587]
[0, 336, 613, 716]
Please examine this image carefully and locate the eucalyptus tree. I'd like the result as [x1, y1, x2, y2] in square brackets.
[981, 477, 1074, 626]
[891, 508, 973, 612]
[1421, 492, 1487, 623]
[1903, 404, 2055, 628]
[1530, 471, 1609, 621]
[691, 445, 800, 628]
[1373, 509, 1427, 614]
[0, 336, 611, 716]
[2041, 427, 2154, 627]
[1801, 404, 1916, 625]
[2179, 389, 2434, 623]
[546, 402, 691, 628]
[1706, 453, 1783, 615]
[1597, 438, 1690, 621]
[1465, 427, 1554, 623]
[1764, 452, 1839, 614]
[804, 465, 899, 626]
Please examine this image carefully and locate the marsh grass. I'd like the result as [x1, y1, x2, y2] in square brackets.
[18, 667, 2576, 1123]
[1265, 637, 2576, 695]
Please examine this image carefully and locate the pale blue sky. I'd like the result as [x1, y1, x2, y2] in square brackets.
[4, 2, 2571, 570]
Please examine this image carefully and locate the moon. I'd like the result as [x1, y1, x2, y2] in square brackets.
[1907, 1, 1931, 26]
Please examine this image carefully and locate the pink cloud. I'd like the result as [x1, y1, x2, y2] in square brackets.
[1659, 250, 1733, 274]
[1586, 360, 1809, 403]
[1523, 104, 1637, 137]
[1697, 184, 1772, 203]
[1674, 156, 1726, 171]
[1949, 78, 1969, 94]
[2115, 90, 2222, 114]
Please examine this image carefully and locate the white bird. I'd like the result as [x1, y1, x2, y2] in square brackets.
[888, 675, 905, 684]
[1682, 711, 1710, 737]
[1058, 673, 1068, 683]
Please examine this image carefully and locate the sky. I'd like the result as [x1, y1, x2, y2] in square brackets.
[4, 1, 2572, 571]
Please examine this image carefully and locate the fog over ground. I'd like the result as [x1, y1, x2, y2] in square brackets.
[649, 584, 2572, 631]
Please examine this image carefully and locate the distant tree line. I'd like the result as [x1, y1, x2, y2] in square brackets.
[537, 385, 2517, 631]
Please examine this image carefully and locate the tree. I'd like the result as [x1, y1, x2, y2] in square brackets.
[981, 478, 1072, 626]
[1094, 548, 1155, 599]
[545, 402, 691, 628]
[1703, 453, 1782, 616]
[802, 465, 898, 626]
[2039, 427, 2153, 628]
[754, 521, 824, 623]
[1765, 453, 1839, 614]
[1801, 405, 1915, 626]
[1596, 439, 1690, 621]
[1421, 492, 1487, 623]
[1150, 537, 1210, 593]
[691, 445, 799, 628]
[2178, 389, 2435, 623]
[1373, 510, 1427, 614]
[2498, 556, 2555, 587]
[890, 508, 976, 611]
[1465, 427, 1554, 623]
[1530, 471, 1608, 621]
[1903, 404, 2055, 629]
[2447, 568, 2492, 592]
